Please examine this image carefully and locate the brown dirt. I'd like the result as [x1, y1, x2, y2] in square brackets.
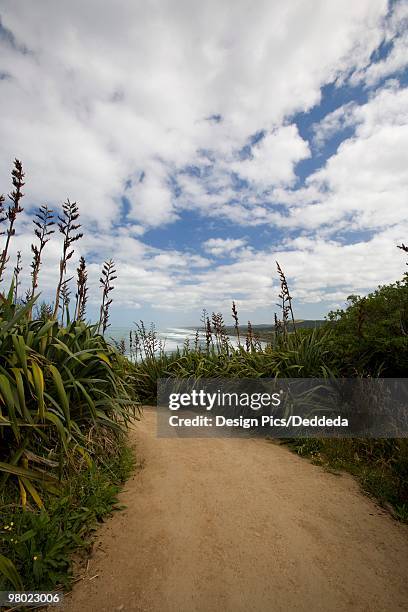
[60, 407, 408, 612]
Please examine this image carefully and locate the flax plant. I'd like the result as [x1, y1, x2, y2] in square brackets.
[0, 158, 140, 590]
[211, 312, 229, 353]
[0, 193, 6, 232]
[53, 200, 83, 319]
[0, 160, 25, 283]
[29, 205, 54, 304]
[276, 261, 298, 341]
[59, 277, 73, 326]
[232, 301, 241, 347]
[13, 251, 22, 303]
[98, 259, 117, 334]
[246, 320, 254, 351]
[74, 256, 88, 321]
[206, 316, 213, 352]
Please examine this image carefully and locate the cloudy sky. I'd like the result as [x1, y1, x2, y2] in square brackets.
[0, 0, 407, 327]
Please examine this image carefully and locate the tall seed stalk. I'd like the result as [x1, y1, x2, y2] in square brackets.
[398, 243, 408, 265]
[246, 320, 254, 352]
[397, 243, 407, 334]
[29, 205, 54, 314]
[0, 194, 6, 234]
[13, 251, 22, 303]
[201, 309, 212, 353]
[206, 316, 213, 352]
[194, 329, 200, 351]
[98, 259, 117, 334]
[53, 200, 83, 318]
[59, 278, 72, 326]
[0, 159, 25, 283]
[211, 311, 229, 354]
[134, 321, 162, 360]
[74, 256, 88, 321]
[276, 261, 298, 341]
[129, 330, 135, 361]
[273, 312, 283, 344]
[232, 301, 241, 347]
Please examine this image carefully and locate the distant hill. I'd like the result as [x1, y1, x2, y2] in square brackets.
[190, 320, 326, 342]
[242, 320, 325, 330]
[223, 320, 326, 334]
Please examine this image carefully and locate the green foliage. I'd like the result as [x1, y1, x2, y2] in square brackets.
[0, 155, 405, 588]
[129, 280, 408, 520]
[131, 327, 336, 404]
[326, 276, 408, 375]
[0, 161, 137, 591]
[0, 286, 137, 504]
[284, 437, 408, 521]
[0, 554, 23, 590]
[0, 439, 135, 590]
[0, 283, 138, 590]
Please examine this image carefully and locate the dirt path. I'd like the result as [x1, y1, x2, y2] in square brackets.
[61, 407, 408, 612]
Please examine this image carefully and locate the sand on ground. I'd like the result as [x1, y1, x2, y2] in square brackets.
[60, 407, 408, 612]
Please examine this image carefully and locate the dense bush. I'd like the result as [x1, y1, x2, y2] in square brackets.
[0, 288, 138, 588]
[326, 275, 408, 376]
[286, 437, 408, 521]
[0, 435, 134, 590]
[0, 286, 136, 507]
[131, 327, 336, 404]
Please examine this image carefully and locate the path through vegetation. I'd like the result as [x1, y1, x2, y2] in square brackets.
[61, 408, 408, 612]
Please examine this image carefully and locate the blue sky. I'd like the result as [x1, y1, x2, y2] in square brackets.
[0, 0, 407, 328]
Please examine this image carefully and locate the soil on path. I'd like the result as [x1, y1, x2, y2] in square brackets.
[61, 407, 408, 612]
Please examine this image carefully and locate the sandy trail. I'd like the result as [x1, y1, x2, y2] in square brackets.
[61, 407, 408, 612]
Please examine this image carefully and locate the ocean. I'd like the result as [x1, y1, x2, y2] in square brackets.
[107, 326, 202, 354]
[106, 325, 247, 357]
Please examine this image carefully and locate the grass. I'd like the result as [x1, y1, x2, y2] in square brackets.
[283, 437, 408, 522]
[0, 430, 135, 591]
[130, 326, 335, 404]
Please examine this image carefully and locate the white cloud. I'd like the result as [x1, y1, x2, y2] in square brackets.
[274, 84, 408, 232]
[231, 125, 310, 187]
[0, 0, 389, 228]
[126, 164, 176, 227]
[363, 32, 408, 86]
[312, 102, 358, 148]
[0, 0, 406, 323]
[350, 1, 408, 87]
[3, 207, 407, 324]
[174, 77, 408, 232]
[203, 238, 247, 257]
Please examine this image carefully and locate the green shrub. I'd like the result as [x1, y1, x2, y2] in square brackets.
[0, 160, 138, 590]
[326, 276, 408, 375]
[285, 437, 408, 520]
[131, 326, 337, 404]
[0, 284, 138, 508]
[0, 436, 135, 590]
